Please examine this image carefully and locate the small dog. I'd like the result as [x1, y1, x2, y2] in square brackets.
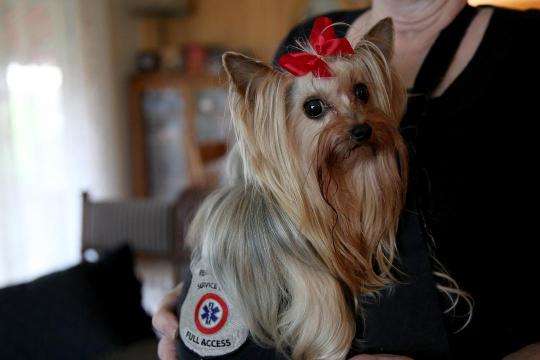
[179, 17, 408, 360]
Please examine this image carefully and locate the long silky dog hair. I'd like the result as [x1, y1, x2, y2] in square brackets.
[186, 18, 453, 360]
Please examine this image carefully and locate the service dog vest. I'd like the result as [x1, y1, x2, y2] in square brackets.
[176, 260, 286, 359]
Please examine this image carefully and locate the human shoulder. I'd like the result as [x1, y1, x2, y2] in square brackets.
[489, 5, 540, 39]
[485, 6, 540, 66]
[491, 5, 540, 21]
[272, 9, 367, 68]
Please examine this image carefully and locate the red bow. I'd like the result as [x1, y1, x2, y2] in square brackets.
[278, 16, 355, 78]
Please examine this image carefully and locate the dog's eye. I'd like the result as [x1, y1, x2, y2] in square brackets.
[354, 83, 369, 103]
[303, 99, 326, 119]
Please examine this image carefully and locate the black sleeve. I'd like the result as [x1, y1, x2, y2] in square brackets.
[272, 9, 367, 69]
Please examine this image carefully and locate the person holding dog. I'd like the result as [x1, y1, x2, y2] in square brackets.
[153, 0, 540, 359]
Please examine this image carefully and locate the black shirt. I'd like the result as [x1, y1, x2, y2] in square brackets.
[274, 6, 540, 359]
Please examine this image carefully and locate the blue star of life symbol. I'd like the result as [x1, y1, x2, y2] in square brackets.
[201, 301, 221, 326]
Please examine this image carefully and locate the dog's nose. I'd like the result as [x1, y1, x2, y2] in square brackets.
[349, 124, 372, 142]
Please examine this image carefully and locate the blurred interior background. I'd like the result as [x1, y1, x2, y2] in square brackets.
[0, 0, 538, 359]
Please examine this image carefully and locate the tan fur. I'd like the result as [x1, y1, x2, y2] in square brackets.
[188, 19, 409, 360]
[287, 44, 407, 296]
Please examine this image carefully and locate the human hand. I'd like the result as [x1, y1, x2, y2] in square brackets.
[502, 343, 540, 360]
[349, 355, 413, 360]
[153, 283, 183, 360]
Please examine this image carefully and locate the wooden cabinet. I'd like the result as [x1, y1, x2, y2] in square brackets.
[129, 72, 228, 197]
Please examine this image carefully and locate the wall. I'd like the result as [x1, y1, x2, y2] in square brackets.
[78, 0, 132, 198]
[165, 0, 309, 62]
[133, 0, 373, 63]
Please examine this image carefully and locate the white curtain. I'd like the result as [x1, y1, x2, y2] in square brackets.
[0, 0, 130, 287]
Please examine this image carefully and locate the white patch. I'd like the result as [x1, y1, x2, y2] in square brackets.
[180, 260, 249, 357]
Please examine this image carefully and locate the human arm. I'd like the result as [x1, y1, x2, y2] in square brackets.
[502, 343, 540, 360]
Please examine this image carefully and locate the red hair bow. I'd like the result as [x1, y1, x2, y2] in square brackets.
[278, 16, 355, 78]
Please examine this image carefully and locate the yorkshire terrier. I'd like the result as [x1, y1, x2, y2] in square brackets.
[177, 17, 408, 360]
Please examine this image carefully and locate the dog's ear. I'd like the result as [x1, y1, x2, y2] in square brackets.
[361, 17, 394, 60]
[222, 52, 274, 96]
